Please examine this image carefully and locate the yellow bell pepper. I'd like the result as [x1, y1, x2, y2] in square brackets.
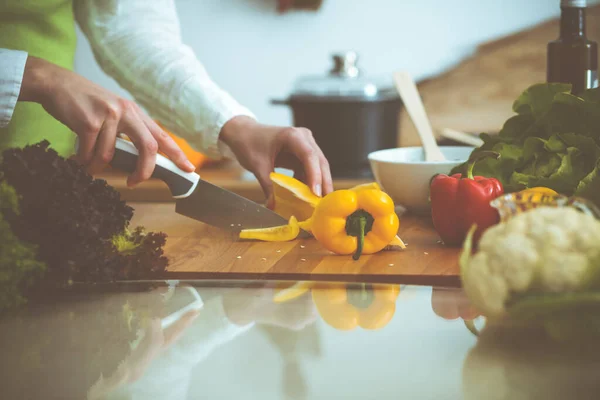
[312, 283, 400, 330]
[311, 188, 399, 260]
[517, 187, 559, 205]
[522, 187, 558, 195]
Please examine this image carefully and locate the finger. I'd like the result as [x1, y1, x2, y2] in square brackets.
[305, 133, 333, 195]
[265, 192, 275, 209]
[73, 131, 97, 167]
[138, 111, 196, 172]
[120, 110, 158, 187]
[319, 154, 334, 195]
[282, 129, 322, 196]
[87, 117, 118, 175]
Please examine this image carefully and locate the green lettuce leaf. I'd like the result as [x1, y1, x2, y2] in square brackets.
[532, 148, 587, 194]
[448, 84, 600, 205]
[520, 136, 564, 177]
[544, 92, 600, 138]
[496, 114, 536, 140]
[469, 143, 524, 187]
[559, 132, 600, 161]
[544, 135, 568, 153]
[512, 82, 572, 118]
[575, 159, 600, 206]
[509, 147, 587, 195]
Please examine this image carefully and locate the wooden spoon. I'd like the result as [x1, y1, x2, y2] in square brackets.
[439, 128, 484, 147]
[393, 71, 446, 162]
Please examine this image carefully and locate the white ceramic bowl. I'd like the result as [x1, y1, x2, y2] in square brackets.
[368, 146, 474, 214]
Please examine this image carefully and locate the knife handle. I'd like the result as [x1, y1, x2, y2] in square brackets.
[76, 137, 200, 199]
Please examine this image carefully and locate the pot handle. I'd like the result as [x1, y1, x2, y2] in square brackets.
[270, 98, 290, 106]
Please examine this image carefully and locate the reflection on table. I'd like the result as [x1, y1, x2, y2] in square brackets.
[5, 281, 594, 399]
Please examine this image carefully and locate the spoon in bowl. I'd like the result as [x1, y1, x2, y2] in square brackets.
[393, 71, 446, 162]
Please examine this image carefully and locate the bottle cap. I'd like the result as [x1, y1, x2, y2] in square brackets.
[561, 0, 587, 7]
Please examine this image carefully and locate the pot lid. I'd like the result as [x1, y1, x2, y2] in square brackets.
[290, 51, 398, 100]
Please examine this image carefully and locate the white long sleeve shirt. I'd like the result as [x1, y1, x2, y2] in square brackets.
[0, 49, 28, 128]
[0, 0, 255, 159]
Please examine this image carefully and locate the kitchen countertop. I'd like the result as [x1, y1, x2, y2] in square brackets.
[1, 280, 596, 400]
[21, 164, 589, 399]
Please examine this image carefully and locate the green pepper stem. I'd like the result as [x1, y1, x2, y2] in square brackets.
[345, 209, 374, 261]
[464, 151, 501, 180]
[353, 216, 366, 260]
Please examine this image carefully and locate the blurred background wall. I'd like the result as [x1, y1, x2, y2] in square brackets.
[74, 0, 582, 128]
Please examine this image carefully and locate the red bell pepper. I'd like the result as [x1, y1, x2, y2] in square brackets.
[430, 151, 504, 246]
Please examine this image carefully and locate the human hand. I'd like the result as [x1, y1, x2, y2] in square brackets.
[219, 116, 333, 202]
[19, 56, 195, 186]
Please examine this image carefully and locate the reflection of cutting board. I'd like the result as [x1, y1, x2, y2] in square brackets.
[130, 203, 461, 287]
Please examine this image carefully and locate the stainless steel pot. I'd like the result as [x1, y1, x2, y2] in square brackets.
[272, 52, 402, 179]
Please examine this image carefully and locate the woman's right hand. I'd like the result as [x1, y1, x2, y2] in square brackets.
[18, 56, 195, 186]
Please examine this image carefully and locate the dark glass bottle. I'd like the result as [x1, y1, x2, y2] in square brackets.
[547, 0, 598, 95]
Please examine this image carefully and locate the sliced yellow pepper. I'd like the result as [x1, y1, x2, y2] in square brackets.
[239, 216, 300, 242]
[349, 182, 381, 192]
[269, 172, 321, 221]
[385, 235, 407, 250]
[312, 283, 400, 330]
[311, 188, 399, 260]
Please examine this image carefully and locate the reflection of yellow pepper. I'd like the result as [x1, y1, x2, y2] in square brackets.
[311, 189, 399, 260]
[312, 283, 399, 330]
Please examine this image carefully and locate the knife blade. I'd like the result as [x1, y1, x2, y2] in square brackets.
[106, 137, 310, 236]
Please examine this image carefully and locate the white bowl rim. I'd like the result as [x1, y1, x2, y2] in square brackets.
[368, 146, 474, 165]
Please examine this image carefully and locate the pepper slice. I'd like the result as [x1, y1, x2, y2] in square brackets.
[430, 151, 504, 246]
[311, 188, 399, 260]
[239, 216, 300, 242]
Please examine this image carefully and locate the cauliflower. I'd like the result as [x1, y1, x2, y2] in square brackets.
[460, 206, 600, 317]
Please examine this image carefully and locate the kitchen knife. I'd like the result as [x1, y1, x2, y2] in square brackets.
[101, 137, 310, 236]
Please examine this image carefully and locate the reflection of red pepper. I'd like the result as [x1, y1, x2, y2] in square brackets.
[431, 288, 480, 321]
[430, 152, 504, 246]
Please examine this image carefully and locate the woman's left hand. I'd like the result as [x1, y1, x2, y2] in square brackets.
[219, 116, 333, 203]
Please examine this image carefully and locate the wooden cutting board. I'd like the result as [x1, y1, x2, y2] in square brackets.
[130, 203, 462, 287]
